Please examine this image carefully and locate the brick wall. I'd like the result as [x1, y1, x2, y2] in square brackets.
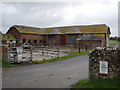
[55, 35, 61, 45]
[7, 27, 20, 40]
[20, 34, 42, 45]
[60, 35, 67, 45]
[89, 47, 120, 79]
[78, 40, 102, 49]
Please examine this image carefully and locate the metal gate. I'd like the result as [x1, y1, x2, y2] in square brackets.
[8, 46, 32, 63]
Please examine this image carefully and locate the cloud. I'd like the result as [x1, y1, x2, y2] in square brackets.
[1, 1, 119, 36]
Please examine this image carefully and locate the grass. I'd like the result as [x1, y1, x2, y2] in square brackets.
[1, 60, 17, 67]
[32, 51, 88, 64]
[110, 40, 120, 47]
[63, 51, 70, 54]
[71, 78, 120, 88]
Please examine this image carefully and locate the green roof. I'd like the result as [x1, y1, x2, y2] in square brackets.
[9, 24, 110, 35]
[2, 34, 16, 41]
[13, 25, 47, 35]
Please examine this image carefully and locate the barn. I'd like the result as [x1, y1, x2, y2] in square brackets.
[6, 24, 111, 47]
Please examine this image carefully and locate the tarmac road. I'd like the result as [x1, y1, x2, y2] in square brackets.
[2, 55, 89, 88]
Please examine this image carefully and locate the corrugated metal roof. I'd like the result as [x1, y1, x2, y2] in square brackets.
[9, 24, 110, 35]
[76, 35, 103, 41]
[47, 28, 62, 34]
[65, 27, 81, 34]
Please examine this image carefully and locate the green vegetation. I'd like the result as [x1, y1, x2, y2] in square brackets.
[32, 51, 88, 64]
[71, 78, 120, 88]
[110, 40, 120, 47]
[63, 51, 70, 54]
[1, 60, 16, 67]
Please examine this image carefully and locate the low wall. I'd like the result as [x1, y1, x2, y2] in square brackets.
[89, 47, 120, 79]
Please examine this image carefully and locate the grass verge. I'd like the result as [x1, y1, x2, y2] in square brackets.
[110, 40, 120, 47]
[71, 78, 120, 88]
[32, 51, 88, 64]
[1, 60, 17, 67]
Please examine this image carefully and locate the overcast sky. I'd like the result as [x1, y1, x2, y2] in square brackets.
[1, 0, 119, 36]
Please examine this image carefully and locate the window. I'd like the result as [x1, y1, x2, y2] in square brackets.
[28, 40, 31, 44]
[34, 40, 37, 44]
[23, 39, 26, 43]
[39, 40, 41, 43]
[16, 40, 19, 43]
[10, 40, 13, 42]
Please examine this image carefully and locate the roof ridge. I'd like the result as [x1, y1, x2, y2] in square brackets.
[12, 24, 107, 29]
[8, 24, 109, 35]
[13, 25, 42, 29]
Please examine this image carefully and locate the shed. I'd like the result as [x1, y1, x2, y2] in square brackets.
[77, 35, 104, 49]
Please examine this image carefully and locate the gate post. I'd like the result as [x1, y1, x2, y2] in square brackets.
[57, 46, 59, 57]
[7, 47, 10, 63]
[30, 46, 33, 64]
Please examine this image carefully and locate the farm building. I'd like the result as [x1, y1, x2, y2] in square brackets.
[6, 24, 111, 48]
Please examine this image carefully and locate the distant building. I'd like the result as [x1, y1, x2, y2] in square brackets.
[6, 24, 111, 48]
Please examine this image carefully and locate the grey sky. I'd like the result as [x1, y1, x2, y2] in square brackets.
[1, 0, 119, 36]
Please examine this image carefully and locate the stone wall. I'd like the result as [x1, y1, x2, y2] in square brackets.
[89, 47, 120, 79]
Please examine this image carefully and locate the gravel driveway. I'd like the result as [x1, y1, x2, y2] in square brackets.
[3, 55, 89, 88]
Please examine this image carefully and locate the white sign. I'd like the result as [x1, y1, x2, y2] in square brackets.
[17, 47, 23, 54]
[99, 61, 108, 74]
[18, 54, 22, 61]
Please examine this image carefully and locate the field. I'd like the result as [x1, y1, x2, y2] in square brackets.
[110, 40, 120, 47]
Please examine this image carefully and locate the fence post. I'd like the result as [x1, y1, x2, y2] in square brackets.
[79, 47, 80, 52]
[85, 46, 88, 51]
[57, 47, 59, 57]
[30, 46, 33, 64]
[7, 47, 10, 63]
[47, 46, 48, 56]
[42, 46, 44, 55]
